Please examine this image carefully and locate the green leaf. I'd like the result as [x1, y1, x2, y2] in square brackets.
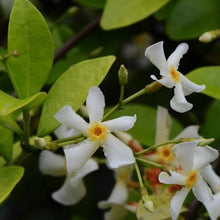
[6, 0, 53, 98]
[106, 104, 182, 146]
[0, 126, 13, 162]
[166, 0, 220, 40]
[201, 100, 220, 140]
[37, 56, 116, 136]
[0, 166, 24, 204]
[0, 91, 47, 116]
[0, 114, 23, 135]
[101, 0, 169, 30]
[186, 66, 220, 100]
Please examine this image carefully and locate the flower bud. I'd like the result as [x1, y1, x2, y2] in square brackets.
[199, 32, 213, 43]
[118, 64, 128, 85]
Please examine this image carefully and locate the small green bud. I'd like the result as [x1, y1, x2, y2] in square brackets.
[118, 64, 128, 85]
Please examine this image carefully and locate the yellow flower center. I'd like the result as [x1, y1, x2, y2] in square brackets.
[88, 122, 108, 142]
[185, 170, 197, 188]
[156, 145, 174, 164]
[169, 66, 180, 83]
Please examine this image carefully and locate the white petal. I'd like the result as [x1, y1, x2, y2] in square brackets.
[64, 139, 99, 173]
[151, 74, 174, 88]
[192, 174, 213, 203]
[170, 187, 190, 220]
[155, 106, 172, 144]
[103, 134, 135, 169]
[180, 74, 206, 96]
[145, 41, 168, 73]
[70, 159, 98, 185]
[86, 87, 105, 123]
[193, 146, 219, 170]
[175, 125, 200, 140]
[103, 115, 136, 132]
[201, 164, 220, 194]
[167, 43, 189, 69]
[54, 105, 88, 134]
[103, 205, 127, 220]
[98, 181, 128, 208]
[158, 170, 186, 185]
[54, 125, 80, 139]
[204, 193, 220, 220]
[172, 141, 198, 173]
[39, 151, 66, 177]
[52, 177, 86, 206]
[170, 83, 193, 113]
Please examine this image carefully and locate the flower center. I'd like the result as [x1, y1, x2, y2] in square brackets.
[157, 145, 174, 164]
[88, 123, 107, 142]
[185, 170, 197, 188]
[169, 66, 180, 83]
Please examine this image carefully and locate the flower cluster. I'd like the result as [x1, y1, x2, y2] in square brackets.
[37, 42, 219, 220]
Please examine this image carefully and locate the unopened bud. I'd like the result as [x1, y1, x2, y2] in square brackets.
[198, 138, 215, 146]
[199, 32, 213, 43]
[67, 6, 78, 15]
[114, 131, 133, 144]
[199, 29, 220, 43]
[142, 194, 154, 212]
[118, 65, 128, 85]
[34, 137, 47, 148]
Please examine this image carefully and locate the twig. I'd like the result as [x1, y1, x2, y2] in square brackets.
[54, 16, 101, 62]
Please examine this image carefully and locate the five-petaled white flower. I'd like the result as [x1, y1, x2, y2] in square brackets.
[98, 165, 136, 220]
[39, 150, 98, 205]
[54, 86, 136, 174]
[145, 41, 205, 113]
[158, 141, 218, 220]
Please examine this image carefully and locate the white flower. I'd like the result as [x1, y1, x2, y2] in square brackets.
[201, 165, 220, 220]
[145, 106, 200, 165]
[54, 86, 136, 173]
[158, 141, 218, 220]
[98, 165, 135, 220]
[39, 150, 98, 205]
[145, 42, 205, 113]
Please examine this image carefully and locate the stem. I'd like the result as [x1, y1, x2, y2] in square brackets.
[57, 137, 85, 147]
[119, 85, 125, 108]
[135, 140, 181, 156]
[22, 110, 30, 150]
[134, 162, 144, 188]
[136, 157, 163, 168]
[54, 17, 100, 62]
[53, 134, 84, 143]
[102, 81, 162, 121]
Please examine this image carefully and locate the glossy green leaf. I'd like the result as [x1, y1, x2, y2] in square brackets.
[186, 66, 220, 100]
[107, 104, 182, 146]
[6, 0, 53, 98]
[37, 56, 116, 136]
[0, 114, 23, 135]
[101, 0, 169, 30]
[166, 0, 220, 40]
[0, 91, 47, 116]
[201, 100, 220, 140]
[0, 125, 13, 162]
[0, 166, 24, 204]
